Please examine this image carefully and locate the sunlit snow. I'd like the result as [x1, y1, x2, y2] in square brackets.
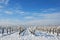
[0, 28, 60, 40]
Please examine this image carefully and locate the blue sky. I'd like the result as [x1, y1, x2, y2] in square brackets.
[0, 0, 60, 25]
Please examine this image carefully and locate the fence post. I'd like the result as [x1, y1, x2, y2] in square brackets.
[52, 28, 54, 34]
[7, 28, 8, 34]
[57, 32, 59, 36]
[2, 28, 4, 35]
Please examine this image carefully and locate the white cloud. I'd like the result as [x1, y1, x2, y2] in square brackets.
[0, 7, 60, 25]
[18, 11, 25, 14]
[0, 12, 60, 25]
[15, 10, 30, 15]
[0, 5, 4, 9]
[0, 19, 24, 25]
[4, 10, 13, 15]
[0, 0, 4, 3]
[25, 12, 60, 25]
[38, 12, 60, 19]
[0, 0, 9, 9]
[5, 0, 9, 5]
[0, 0, 9, 5]
[24, 16, 34, 19]
[40, 8, 56, 12]
[16, 10, 25, 14]
[26, 19, 60, 25]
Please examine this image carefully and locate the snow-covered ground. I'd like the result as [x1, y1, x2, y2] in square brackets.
[0, 28, 60, 40]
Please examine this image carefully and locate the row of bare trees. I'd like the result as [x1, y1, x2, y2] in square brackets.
[34, 26, 60, 36]
[0, 26, 18, 36]
[0, 25, 60, 36]
[17, 25, 60, 36]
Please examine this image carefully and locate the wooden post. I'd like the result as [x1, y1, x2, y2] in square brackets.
[9, 27, 11, 34]
[49, 28, 51, 33]
[56, 26, 60, 36]
[2, 28, 4, 35]
[47, 29, 48, 33]
[57, 32, 59, 36]
[52, 28, 54, 34]
[11, 28, 13, 33]
[7, 28, 8, 34]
